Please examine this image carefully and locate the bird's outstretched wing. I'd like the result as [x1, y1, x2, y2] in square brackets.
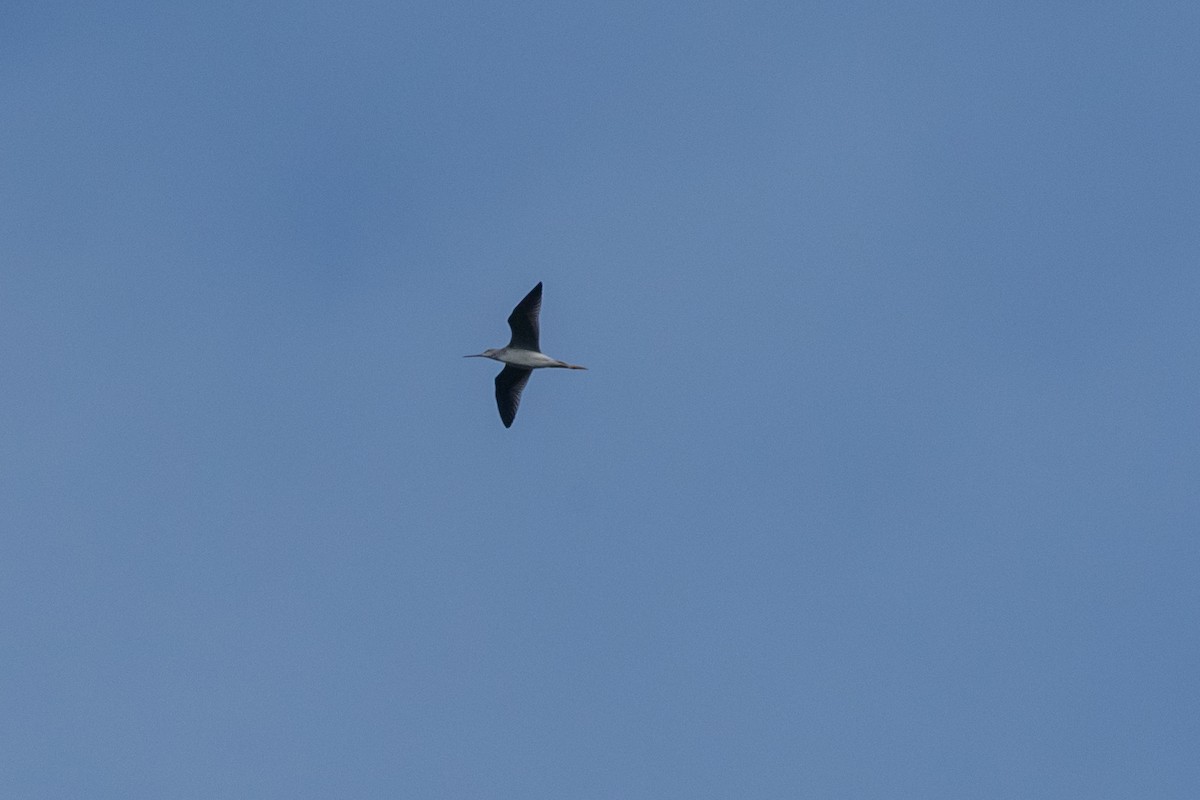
[506, 282, 542, 351]
[495, 366, 533, 428]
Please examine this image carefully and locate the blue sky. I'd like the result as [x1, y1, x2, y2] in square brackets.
[2, 2, 1198, 797]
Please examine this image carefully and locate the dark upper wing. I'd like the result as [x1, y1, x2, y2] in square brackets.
[494, 366, 533, 428]
[506, 282, 542, 351]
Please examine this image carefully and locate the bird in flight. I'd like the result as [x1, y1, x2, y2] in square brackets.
[465, 282, 586, 427]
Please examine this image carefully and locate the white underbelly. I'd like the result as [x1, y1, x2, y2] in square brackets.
[499, 350, 559, 368]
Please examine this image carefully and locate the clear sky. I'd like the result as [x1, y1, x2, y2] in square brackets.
[2, 2, 1198, 797]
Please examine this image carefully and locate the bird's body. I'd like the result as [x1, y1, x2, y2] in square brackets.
[465, 282, 586, 427]
[476, 348, 581, 370]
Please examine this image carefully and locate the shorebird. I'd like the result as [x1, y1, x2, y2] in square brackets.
[465, 282, 586, 428]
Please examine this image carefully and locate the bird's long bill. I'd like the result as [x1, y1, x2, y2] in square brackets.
[463, 354, 486, 358]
